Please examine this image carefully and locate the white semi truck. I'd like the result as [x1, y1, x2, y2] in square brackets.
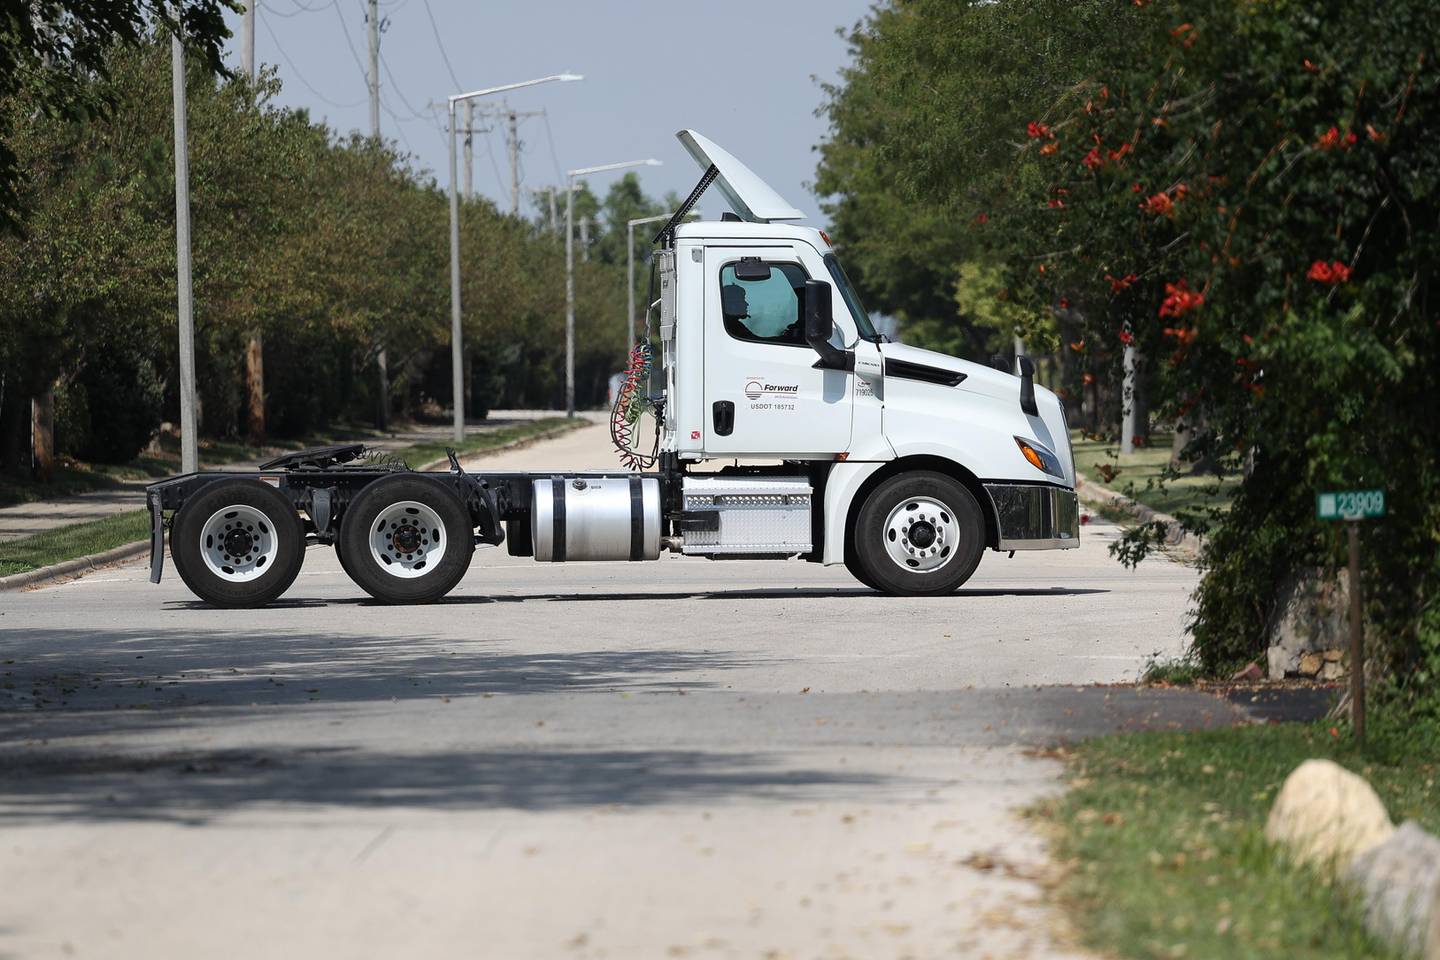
[146, 130, 1078, 607]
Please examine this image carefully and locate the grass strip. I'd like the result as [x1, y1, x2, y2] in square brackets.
[1038, 720, 1439, 960]
[1, 418, 588, 577]
[0, 509, 150, 577]
[394, 417, 587, 469]
[1071, 430, 1237, 517]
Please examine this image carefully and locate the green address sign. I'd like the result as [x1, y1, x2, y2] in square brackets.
[1317, 489, 1386, 521]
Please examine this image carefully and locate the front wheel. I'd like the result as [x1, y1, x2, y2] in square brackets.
[851, 471, 986, 596]
[339, 475, 475, 604]
[171, 479, 307, 607]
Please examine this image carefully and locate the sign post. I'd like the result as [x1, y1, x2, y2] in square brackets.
[1316, 489, 1385, 747]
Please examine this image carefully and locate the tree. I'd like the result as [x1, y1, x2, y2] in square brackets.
[0, 1, 236, 232]
[818, 0, 1440, 707]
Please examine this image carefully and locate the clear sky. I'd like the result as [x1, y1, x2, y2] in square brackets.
[231, 0, 876, 227]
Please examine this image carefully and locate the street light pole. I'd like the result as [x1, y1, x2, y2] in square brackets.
[171, 13, 197, 474]
[564, 158, 662, 416]
[445, 74, 581, 443]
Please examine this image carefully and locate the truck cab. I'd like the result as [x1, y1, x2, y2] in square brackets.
[653, 130, 1079, 585]
[145, 128, 1078, 609]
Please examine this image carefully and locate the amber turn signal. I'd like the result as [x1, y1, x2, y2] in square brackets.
[1018, 442, 1045, 471]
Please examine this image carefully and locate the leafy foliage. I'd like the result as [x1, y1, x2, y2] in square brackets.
[1, 35, 649, 468]
[817, 0, 1440, 703]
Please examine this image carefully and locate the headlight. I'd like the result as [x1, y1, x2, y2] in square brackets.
[1014, 436, 1065, 479]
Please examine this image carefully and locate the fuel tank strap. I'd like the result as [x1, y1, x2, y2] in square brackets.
[628, 475, 644, 561]
[551, 475, 566, 562]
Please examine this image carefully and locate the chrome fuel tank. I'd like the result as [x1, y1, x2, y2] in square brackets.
[531, 476, 662, 562]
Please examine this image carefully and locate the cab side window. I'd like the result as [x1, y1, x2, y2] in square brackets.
[719, 261, 809, 347]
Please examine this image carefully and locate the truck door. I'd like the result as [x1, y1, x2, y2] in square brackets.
[702, 247, 853, 456]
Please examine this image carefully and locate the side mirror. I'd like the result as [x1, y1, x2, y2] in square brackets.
[1017, 355, 1039, 416]
[803, 280, 853, 371]
[804, 279, 834, 344]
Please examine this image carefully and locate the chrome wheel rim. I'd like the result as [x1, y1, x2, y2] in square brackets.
[200, 504, 279, 582]
[882, 496, 959, 573]
[369, 500, 447, 578]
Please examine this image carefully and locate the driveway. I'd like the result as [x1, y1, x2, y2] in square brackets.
[0, 422, 1211, 959]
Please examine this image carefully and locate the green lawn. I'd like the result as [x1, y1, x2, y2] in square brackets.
[1072, 430, 1238, 518]
[0, 425, 387, 509]
[0, 509, 150, 577]
[1040, 720, 1439, 960]
[392, 416, 586, 469]
[0, 417, 587, 578]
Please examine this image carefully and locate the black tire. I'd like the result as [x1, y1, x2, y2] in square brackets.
[333, 532, 359, 584]
[171, 479, 306, 608]
[852, 471, 986, 597]
[844, 552, 882, 592]
[339, 475, 474, 604]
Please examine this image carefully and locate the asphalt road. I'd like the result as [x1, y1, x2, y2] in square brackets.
[0, 423, 1222, 959]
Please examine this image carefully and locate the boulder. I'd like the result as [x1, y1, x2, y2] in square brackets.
[1299, 652, 1324, 677]
[1266, 569, 1351, 679]
[1344, 821, 1440, 959]
[1320, 660, 1346, 682]
[1265, 759, 1395, 874]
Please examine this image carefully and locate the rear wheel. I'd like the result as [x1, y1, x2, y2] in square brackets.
[339, 475, 474, 604]
[853, 471, 986, 597]
[171, 479, 306, 607]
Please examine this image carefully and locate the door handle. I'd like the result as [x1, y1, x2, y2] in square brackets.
[712, 400, 735, 436]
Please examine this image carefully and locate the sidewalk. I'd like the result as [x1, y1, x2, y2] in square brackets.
[0, 411, 590, 543]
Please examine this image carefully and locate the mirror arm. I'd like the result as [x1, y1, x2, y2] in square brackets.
[809, 346, 855, 372]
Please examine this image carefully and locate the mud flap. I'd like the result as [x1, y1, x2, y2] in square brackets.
[148, 490, 165, 584]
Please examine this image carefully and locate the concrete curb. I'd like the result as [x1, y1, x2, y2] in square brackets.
[1, 419, 591, 593]
[0, 539, 151, 592]
[1074, 469, 1204, 558]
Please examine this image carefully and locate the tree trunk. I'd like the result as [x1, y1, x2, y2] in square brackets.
[1170, 420, 1191, 469]
[245, 333, 266, 444]
[375, 346, 389, 430]
[31, 387, 54, 481]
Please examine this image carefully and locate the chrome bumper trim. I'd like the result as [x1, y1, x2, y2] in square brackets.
[983, 483, 1080, 551]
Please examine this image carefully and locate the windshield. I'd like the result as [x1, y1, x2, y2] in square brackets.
[823, 254, 879, 342]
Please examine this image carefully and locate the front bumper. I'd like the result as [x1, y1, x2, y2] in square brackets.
[983, 483, 1080, 550]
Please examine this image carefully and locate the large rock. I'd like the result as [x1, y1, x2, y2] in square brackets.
[1265, 759, 1395, 873]
[1345, 821, 1440, 959]
[1267, 569, 1351, 679]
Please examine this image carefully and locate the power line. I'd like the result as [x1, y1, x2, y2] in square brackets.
[378, 50, 428, 119]
[420, 0, 462, 88]
[329, 0, 370, 86]
[540, 109, 563, 183]
[259, 8, 365, 107]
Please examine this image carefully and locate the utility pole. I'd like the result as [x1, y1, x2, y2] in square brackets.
[547, 187, 557, 234]
[462, 100, 474, 199]
[241, 0, 265, 443]
[367, 0, 388, 430]
[507, 109, 520, 216]
[240, 0, 254, 83]
[579, 215, 589, 262]
[172, 10, 198, 474]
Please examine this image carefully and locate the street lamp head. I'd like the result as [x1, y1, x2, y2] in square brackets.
[568, 158, 664, 179]
[558, 73, 584, 83]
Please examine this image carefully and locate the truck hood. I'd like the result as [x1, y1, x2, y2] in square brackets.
[878, 342, 1017, 402]
[677, 129, 806, 223]
[879, 341, 1074, 485]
